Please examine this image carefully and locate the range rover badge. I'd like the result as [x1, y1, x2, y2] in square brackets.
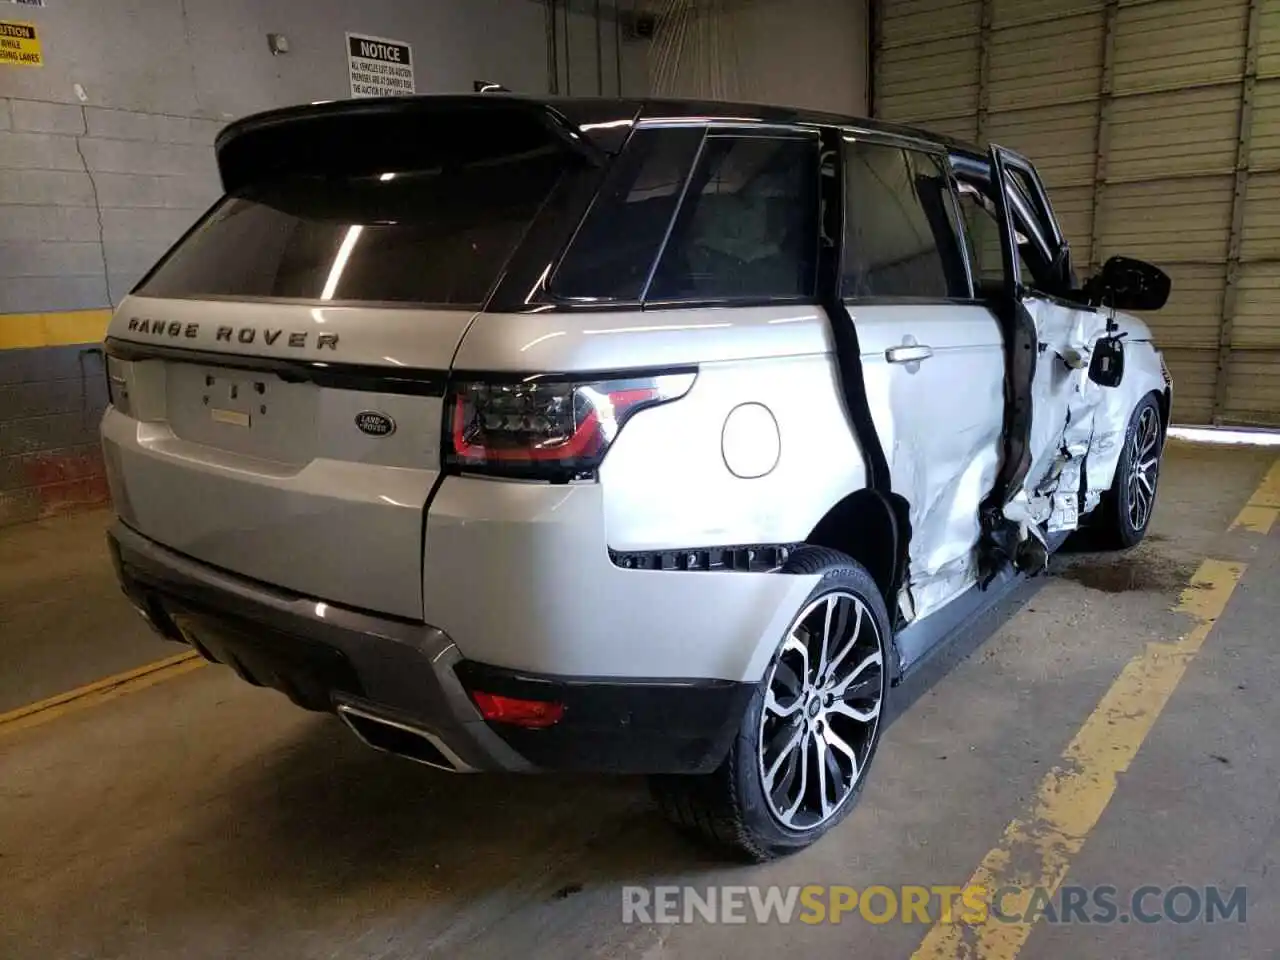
[355, 411, 396, 437]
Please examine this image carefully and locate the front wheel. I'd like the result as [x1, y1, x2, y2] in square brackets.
[650, 547, 891, 861]
[1095, 393, 1164, 549]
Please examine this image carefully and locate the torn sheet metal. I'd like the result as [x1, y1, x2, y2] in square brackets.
[1008, 298, 1114, 535]
[1004, 300, 1166, 545]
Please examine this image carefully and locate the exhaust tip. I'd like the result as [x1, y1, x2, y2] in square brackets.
[335, 704, 469, 773]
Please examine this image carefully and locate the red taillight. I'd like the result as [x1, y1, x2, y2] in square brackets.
[470, 691, 566, 728]
[446, 372, 695, 480]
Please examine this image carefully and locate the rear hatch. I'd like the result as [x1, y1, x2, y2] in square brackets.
[102, 98, 600, 620]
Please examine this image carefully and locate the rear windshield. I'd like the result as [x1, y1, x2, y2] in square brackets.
[136, 149, 565, 306]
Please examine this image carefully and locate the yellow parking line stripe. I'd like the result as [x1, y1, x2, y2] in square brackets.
[1230, 459, 1280, 533]
[910, 558, 1246, 960]
[0, 650, 204, 739]
[1232, 505, 1276, 536]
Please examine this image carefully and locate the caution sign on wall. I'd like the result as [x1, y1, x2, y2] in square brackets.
[346, 32, 414, 98]
[0, 20, 41, 67]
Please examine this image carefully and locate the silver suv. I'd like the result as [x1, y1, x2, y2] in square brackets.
[102, 95, 1172, 860]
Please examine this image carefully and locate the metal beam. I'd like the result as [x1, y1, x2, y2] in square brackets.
[546, 0, 560, 95]
[1087, 0, 1119, 278]
[1212, 0, 1261, 424]
[976, 0, 993, 144]
[868, 0, 882, 117]
[595, 0, 604, 96]
[615, 0, 624, 95]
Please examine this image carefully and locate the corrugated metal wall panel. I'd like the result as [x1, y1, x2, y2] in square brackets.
[1043, 184, 1096, 266]
[1231, 263, 1280, 349]
[991, 0, 1103, 27]
[987, 13, 1104, 111]
[875, 0, 1277, 424]
[1226, 3, 1280, 424]
[1136, 263, 1227, 349]
[880, 0, 980, 46]
[1252, 0, 1280, 79]
[1222, 355, 1280, 425]
[1097, 176, 1234, 264]
[1251, 79, 1280, 171]
[876, 33, 981, 121]
[1161, 349, 1218, 422]
[1240, 170, 1280, 261]
[918, 114, 980, 140]
[1112, 0, 1249, 94]
[985, 101, 1098, 187]
[1107, 86, 1242, 181]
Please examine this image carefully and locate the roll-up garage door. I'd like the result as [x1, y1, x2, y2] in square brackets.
[873, 0, 1280, 426]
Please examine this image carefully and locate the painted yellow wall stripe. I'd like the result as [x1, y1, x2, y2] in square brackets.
[0, 309, 112, 350]
[0, 650, 203, 739]
[1230, 459, 1280, 535]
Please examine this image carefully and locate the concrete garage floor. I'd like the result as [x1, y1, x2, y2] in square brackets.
[0, 442, 1276, 959]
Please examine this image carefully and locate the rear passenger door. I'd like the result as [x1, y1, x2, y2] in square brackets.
[843, 137, 1006, 622]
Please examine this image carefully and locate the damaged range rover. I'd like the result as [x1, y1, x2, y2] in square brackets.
[101, 95, 1172, 860]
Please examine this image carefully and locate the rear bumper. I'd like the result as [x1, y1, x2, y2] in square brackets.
[109, 521, 752, 774]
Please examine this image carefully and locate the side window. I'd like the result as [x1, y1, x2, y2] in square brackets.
[954, 179, 1037, 293]
[647, 135, 819, 302]
[550, 126, 704, 302]
[842, 142, 967, 299]
[1008, 165, 1059, 252]
[955, 180, 1008, 288]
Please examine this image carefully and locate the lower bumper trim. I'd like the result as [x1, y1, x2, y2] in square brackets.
[454, 661, 754, 775]
[109, 520, 756, 776]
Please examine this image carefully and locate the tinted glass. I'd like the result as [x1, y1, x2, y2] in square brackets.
[137, 150, 565, 306]
[550, 126, 704, 302]
[647, 135, 819, 301]
[955, 180, 1007, 289]
[842, 142, 966, 299]
[1008, 165, 1058, 247]
[956, 179, 1041, 292]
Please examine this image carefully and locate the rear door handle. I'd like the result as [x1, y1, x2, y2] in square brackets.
[885, 344, 934, 364]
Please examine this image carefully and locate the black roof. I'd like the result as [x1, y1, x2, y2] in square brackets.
[213, 94, 984, 189]
[545, 95, 982, 155]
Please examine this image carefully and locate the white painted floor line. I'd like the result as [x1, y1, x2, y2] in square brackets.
[1168, 426, 1280, 447]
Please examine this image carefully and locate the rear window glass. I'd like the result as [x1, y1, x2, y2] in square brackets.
[136, 150, 565, 306]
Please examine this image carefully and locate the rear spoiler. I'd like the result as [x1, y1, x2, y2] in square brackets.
[214, 95, 637, 193]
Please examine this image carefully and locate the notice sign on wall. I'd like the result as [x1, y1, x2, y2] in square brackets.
[0, 20, 41, 67]
[346, 32, 414, 98]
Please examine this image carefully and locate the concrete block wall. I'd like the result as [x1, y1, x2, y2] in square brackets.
[0, 99, 224, 317]
[0, 343, 109, 525]
[0, 0, 553, 527]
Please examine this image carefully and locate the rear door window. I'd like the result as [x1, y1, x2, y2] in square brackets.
[842, 141, 968, 300]
[954, 180, 1010, 291]
[136, 150, 567, 307]
[646, 134, 820, 302]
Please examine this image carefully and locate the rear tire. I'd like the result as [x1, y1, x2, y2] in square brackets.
[1094, 393, 1164, 549]
[650, 547, 891, 861]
